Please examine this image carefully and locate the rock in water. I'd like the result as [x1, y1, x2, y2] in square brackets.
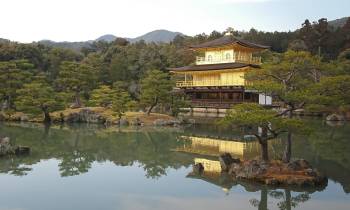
[130, 118, 143, 126]
[14, 146, 30, 156]
[219, 153, 240, 172]
[287, 159, 311, 171]
[0, 137, 12, 156]
[153, 119, 181, 126]
[326, 113, 345, 121]
[193, 163, 204, 174]
[64, 108, 106, 123]
[119, 119, 129, 126]
[1, 137, 31, 157]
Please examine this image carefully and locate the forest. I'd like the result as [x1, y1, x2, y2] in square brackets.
[0, 17, 350, 123]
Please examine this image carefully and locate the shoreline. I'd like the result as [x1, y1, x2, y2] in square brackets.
[0, 107, 195, 127]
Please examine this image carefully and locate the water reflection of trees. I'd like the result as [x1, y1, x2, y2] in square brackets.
[188, 172, 317, 210]
[1, 120, 350, 192]
[0, 123, 193, 178]
[250, 188, 310, 210]
[291, 120, 350, 193]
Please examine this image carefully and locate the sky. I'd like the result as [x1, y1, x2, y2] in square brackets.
[0, 0, 349, 43]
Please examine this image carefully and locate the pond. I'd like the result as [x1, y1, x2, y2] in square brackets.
[0, 120, 349, 210]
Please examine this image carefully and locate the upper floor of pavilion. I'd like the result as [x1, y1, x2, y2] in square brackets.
[189, 34, 269, 66]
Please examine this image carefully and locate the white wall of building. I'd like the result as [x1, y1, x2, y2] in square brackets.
[258, 94, 272, 105]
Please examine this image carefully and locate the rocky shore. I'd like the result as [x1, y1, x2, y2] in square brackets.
[0, 107, 194, 126]
[193, 153, 327, 188]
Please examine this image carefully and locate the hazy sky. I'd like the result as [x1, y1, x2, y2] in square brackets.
[1, 0, 349, 43]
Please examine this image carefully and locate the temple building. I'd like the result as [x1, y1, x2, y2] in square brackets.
[170, 34, 272, 109]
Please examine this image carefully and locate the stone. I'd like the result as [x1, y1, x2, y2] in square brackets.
[0, 113, 6, 121]
[0, 137, 12, 156]
[0, 137, 10, 144]
[130, 118, 143, 126]
[265, 178, 279, 186]
[1, 137, 31, 157]
[119, 119, 129, 126]
[193, 163, 204, 174]
[234, 160, 266, 179]
[69, 103, 81, 109]
[20, 115, 29, 122]
[153, 119, 181, 126]
[14, 146, 30, 156]
[296, 159, 311, 169]
[177, 117, 195, 125]
[287, 161, 302, 171]
[305, 168, 317, 177]
[287, 159, 311, 171]
[64, 108, 106, 124]
[219, 153, 240, 172]
[326, 113, 345, 121]
[245, 162, 265, 178]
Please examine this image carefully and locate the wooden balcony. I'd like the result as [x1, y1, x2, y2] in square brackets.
[176, 80, 248, 88]
[196, 53, 261, 65]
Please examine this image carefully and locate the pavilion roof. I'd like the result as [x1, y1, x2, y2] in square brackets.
[190, 35, 269, 50]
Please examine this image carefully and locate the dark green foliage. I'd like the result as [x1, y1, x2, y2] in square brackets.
[89, 84, 133, 120]
[89, 85, 118, 107]
[220, 103, 305, 161]
[15, 80, 64, 122]
[247, 50, 324, 113]
[0, 60, 34, 110]
[55, 61, 98, 107]
[111, 89, 133, 121]
[140, 69, 173, 115]
[307, 75, 350, 112]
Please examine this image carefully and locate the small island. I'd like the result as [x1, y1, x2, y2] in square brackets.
[192, 154, 327, 188]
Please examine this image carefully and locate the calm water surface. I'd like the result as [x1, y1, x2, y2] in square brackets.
[0, 120, 349, 210]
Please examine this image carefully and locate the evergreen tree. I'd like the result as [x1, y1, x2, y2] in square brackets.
[89, 85, 118, 107]
[140, 69, 173, 115]
[15, 80, 64, 123]
[55, 61, 98, 108]
[220, 103, 304, 161]
[0, 60, 34, 111]
[246, 50, 322, 162]
[111, 90, 132, 123]
[82, 53, 110, 85]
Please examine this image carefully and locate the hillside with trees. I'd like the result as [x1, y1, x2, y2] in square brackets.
[0, 17, 349, 123]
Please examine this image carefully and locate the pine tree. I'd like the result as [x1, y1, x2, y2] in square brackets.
[111, 90, 132, 123]
[55, 61, 98, 108]
[140, 69, 173, 115]
[15, 80, 64, 123]
[246, 50, 323, 162]
[89, 85, 118, 107]
[0, 60, 34, 111]
[220, 103, 304, 161]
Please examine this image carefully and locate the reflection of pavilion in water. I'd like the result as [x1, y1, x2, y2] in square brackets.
[181, 134, 322, 206]
[177, 135, 281, 173]
[178, 135, 262, 161]
[176, 134, 281, 192]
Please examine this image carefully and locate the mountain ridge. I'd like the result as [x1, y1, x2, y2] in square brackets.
[35, 29, 183, 50]
[2, 16, 348, 51]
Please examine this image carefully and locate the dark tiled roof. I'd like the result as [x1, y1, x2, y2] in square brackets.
[169, 62, 259, 72]
[190, 35, 269, 50]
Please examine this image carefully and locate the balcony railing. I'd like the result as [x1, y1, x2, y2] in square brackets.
[176, 80, 248, 87]
[196, 54, 261, 65]
[196, 57, 234, 65]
